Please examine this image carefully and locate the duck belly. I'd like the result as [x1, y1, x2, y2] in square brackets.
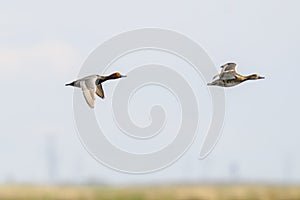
[223, 79, 241, 87]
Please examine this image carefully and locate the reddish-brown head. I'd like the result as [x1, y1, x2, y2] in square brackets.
[106, 72, 127, 80]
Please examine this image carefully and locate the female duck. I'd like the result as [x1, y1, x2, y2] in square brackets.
[207, 63, 264, 87]
[66, 72, 126, 108]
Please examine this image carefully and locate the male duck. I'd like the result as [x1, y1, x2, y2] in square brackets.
[207, 63, 264, 87]
[66, 72, 126, 108]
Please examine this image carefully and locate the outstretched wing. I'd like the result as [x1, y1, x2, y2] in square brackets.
[221, 62, 237, 72]
[212, 63, 237, 80]
[96, 83, 105, 99]
[80, 80, 96, 108]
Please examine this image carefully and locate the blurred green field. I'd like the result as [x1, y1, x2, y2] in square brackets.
[0, 185, 300, 200]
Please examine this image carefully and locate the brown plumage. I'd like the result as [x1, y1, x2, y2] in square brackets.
[207, 63, 264, 87]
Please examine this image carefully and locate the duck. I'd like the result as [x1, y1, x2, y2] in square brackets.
[65, 72, 126, 108]
[207, 63, 264, 87]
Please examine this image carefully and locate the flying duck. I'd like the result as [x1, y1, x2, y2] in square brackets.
[207, 63, 264, 87]
[65, 72, 126, 108]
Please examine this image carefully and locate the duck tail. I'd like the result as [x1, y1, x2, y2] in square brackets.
[65, 81, 75, 86]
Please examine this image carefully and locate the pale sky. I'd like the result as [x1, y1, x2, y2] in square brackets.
[0, 0, 299, 184]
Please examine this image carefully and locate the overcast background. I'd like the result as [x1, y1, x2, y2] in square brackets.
[0, 0, 299, 185]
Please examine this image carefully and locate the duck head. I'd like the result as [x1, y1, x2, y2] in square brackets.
[247, 74, 265, 80]
[106, 72, 127, 80]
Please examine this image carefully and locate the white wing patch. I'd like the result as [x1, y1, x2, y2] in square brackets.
[80, 79, 96, 109]
[72, 75, 109, 108]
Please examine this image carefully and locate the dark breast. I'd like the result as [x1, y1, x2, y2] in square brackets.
[95, 77, 106, 85]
